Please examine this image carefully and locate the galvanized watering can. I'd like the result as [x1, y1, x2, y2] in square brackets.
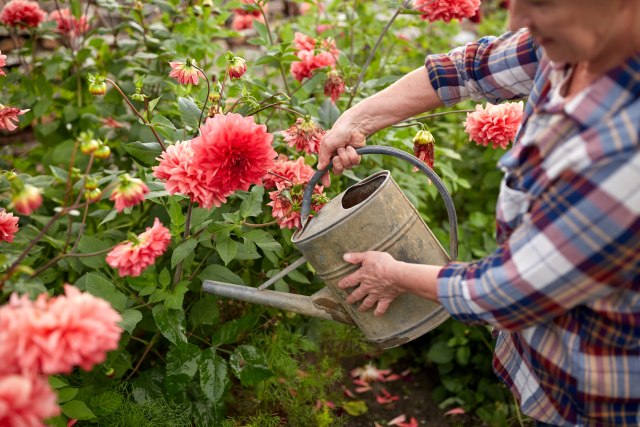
[202, 146, 458, 349]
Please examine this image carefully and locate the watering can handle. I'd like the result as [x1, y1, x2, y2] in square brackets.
[301, 146, 458, 261]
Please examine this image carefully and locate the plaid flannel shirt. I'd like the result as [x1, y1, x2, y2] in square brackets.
[427, 29, 640, 426]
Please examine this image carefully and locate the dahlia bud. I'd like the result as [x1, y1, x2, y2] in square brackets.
[324, 70, 345, 103]
[80, 138, 100, 154]
[226, 52, 247, 80]
[84, 177, 99, 190]
[84, 188, 102, 202]
[131, 93, 146, 102]
[105, 367, 116, 379]
[412, 129, 435, 172]
[110, 174, 149, 212]
[11, 184, 43, 215]
[88, 74, 107, 96]
[94, 144, 111, 159]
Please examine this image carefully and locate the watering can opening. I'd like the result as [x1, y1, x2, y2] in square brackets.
[341, 174, 387, 209]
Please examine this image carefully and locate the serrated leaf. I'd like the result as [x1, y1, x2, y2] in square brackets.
[83, 273, 127, 312]
[229, 345, 273, 386]
[152, 305, 187, 345]
[89, 391, 124, 416]
[198, 348, 230, 403]
[147, 96, 162, 114]
[216, 234, 237, 265]
[121, 141, 162, 167]
[243, 229, 281, 252]
[171, 239, 198, 268]
[61, 400, 96, 420]
[164, 282, 189, 310]
[190, 295, 220, 328]
[165, 343, 201, 395]
[178, 97, 201, 129]
[120, 309, 143, 334]
[77, 235, 111, 269]
[211, 314, 258, 345]
[199, 264, 244, 285]
[239, 186, 264, 218]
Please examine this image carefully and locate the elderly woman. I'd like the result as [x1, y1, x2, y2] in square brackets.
[317, 1, 640, 426]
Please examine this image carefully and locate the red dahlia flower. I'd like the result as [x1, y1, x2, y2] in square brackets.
[282, 117, 325, 155]
[0, 0, 45, 28]
[0, 210, 19, 242]
[414, 0, 480, 23]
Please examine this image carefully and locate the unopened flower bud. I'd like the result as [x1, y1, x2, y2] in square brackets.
[11, 184, 43, 215]
[80, 138, 100, 154]
[88, 79, 107, 96]
[84, 177, 99, 190]
[84, 188, 102, 202]
[105, 367, 116, 379]
[413, 129, 435, 146]
[94, 144, 111, 159]
[226, 52, 247, 80]
[131, 93, 146, 102]
[412, 129, 435, 172]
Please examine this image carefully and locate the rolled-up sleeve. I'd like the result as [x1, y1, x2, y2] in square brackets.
[437, 151, 640, 332]
[425, 28, 540, 106]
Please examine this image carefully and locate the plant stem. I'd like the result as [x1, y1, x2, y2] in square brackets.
[105, 78, 166, 150]
[192, 64, 210, 131]
[391, 109, 475, 128]
[256, 2, 291, 96]
[173, 201, 193, 286]
[124, 331, 160, 382]
[241, 220, 278, 228]
[347, 0, 411, 108]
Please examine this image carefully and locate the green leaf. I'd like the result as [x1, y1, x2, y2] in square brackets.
[77, 235, 111, 268]
[165, 343, 201, 395]
[178, 97, 201, 129]
[164, 282, 189, 310]
[342, 400, 368, 416]
[89, 391, 124, 416]
[121, 141, 162, 167]
[318, 99, 340, 129]
[243, 229, 281, 253]
[211, 314, 258, 345]
[120, 309, 143, 334]
[152, 305, 187, 345]
[216, 234, 237, 265]
[49, 376, 68, 389]
[83, 273, 127, 312]
[198, 348, 230, 403]
[169, 200, 186, 228]
[57, 387, 78, 404]
[456, 346, 471, 366]
[426, 341, 454, 365]
[190, 295, 220, 328]
[147, 96, 162, 114]
[61, 400, 96, 420]
[239, 186, 264, 218]
[199, 264, 244, 285]
[229, 345, 273, 386]
[171, 239, 198, 268]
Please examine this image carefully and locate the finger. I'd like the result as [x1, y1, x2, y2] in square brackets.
[338, 271, 360, 289]
[320, 172, 331, 188]
[331, 155, 344, 176]
[345, 286, 366, 304]
[337, 147, 353, 170]
[359, 295, 378, 312]
[343, 252, 365, 264]
[345, 146, 361, 166]
[317, 137, 334, 170]
[374, 299, 392, 316]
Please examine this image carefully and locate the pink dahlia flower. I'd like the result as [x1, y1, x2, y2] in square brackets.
[106, 217, 171, 277]
[0, 51, 6, 76]
[110, 173, 149, 212]
[48, 8, 89, 37]
[290, 33, 339, 81]
[262, 155, 315, 190]
[0, 286, 122, 375]
[414, 0, 480, 23]
[11, 184, 42, 215]
[324, 70, 345, 103]
[191, 113, 276, 194]
[169, 60, 203, 85]
[268, 181, 328, 229]
[282, 117, 325, 155]
[231, 0, 266, 30]
[294, 32, 316, 51]
[0, 210, 19, 242]
[153, 141, 230, 209]
[0, 374, 60, 426]
[464, 101, 524, 149]
[0, 0, 45, 28]
[0, 105, 29, 132]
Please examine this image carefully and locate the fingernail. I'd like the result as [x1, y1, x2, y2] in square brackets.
[343, 253, 351, 261]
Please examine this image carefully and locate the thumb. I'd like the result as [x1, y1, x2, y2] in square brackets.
[343, 252, 365, 264]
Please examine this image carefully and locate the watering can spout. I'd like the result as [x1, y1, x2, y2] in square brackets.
[202, 280, 354, 325]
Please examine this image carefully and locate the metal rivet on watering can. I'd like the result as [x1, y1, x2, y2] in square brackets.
[202, 146, 458, 349]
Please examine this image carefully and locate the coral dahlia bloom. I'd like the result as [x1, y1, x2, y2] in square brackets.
[0, 210, 19, 242]
[282, 117, 325, 155]
[48, 8, 89, 37]
[191, 113, 276, 194]
[294, 32, 316, 51]
[106, 217, 171, 277]
[11, 184, 42, 215]
[290, 33, 340, 81]
[231, 0, 266, 30]
[0, 0, 45, 28]
[0, 105, 29, 132]
[414, 0, 480, 23]
[262, 155, 315, 190]
[0, 51, 6, 77]
[464, 101, 524, 149]
[169, 60, 203, 85]
[0, 374, 60, 426]
[324, 70, 346, 103]
[153, 141, 231, 209]
[110, 174, 149, 212]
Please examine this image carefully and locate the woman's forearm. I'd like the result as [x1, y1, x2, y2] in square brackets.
[391, 260, 443, 302]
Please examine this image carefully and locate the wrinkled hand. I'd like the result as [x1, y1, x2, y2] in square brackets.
[338, 251, 403, 316]
[317, 125, 366, 187]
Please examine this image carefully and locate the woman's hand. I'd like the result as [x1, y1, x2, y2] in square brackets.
[338, 251, 404, 316]
[317, 122, 367, 186]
